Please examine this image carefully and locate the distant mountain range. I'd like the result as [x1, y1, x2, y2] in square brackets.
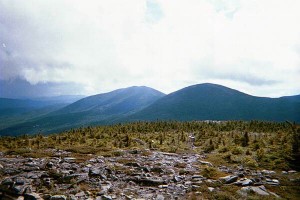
[128, 83, 300, 122]
[0, 86, 164, 135]
[0, 95, 84, 116]
[0, 95, 84, 131]
[281, 95, 300, 103]
[0, 83, 299, 136]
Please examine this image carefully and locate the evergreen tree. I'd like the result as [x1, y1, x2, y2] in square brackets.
[241, 132, 249, 147]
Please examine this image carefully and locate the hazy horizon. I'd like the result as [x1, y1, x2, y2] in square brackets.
[1, 80, 299, 99]
[1, 0, 300, 98]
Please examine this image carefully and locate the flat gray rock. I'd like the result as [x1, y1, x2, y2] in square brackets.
[219, 175, 238, 184]
[50, 195, 67, 200]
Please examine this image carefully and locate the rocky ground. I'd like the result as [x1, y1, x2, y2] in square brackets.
[0, 149, 299, 200]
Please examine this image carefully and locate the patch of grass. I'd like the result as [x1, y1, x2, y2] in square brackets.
[141, 150, 152, 156]
[5, 148, 53, 158]
[174, 162, 187, 168]
[179, 169, 194, 175]
[201, 167, 218, 179]
[5, 148, 32, 155]
[71, 153, 93, 163]
[112, 150, 125, 157]
[116, 158, 135, 164]
[212, 191, 237, 200]
[206, 153, 229, 166]
[201, 166, 228, 179]
[65, 146, 99, 154]
[265, 185, 300, 200]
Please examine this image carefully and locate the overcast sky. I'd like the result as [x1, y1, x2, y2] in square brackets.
[1, 0, 300, 98]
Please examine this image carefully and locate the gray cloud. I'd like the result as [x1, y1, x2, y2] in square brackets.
[216, 73, 279, 86]
[0, 1, 69, 84]
[195, 67, 279, 86]
[0, 0, 299, 97]
[0, 78, 85, 98]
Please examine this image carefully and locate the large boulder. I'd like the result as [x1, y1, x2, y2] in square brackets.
[234, 178, 253, 186]
[238, 186, 270, 196]
[219, 175, 238, 184]
[127, 176, 165, 186]
[89, 168, 101, 176]
[24, 193, 43, 200]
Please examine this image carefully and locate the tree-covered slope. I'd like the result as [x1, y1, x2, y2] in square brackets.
[128, 83, 300, 122]
[0, 86, 165, 135]
[55, 86, 164, 115]
[0, 98, 52, 116]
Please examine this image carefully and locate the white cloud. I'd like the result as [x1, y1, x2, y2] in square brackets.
[0, 0, 299, 97]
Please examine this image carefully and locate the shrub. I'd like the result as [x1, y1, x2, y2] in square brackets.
[241, 156, 258, 168]
[112, 150, 124, 157]
[204, 145, 215, 153]
[201, 167, 217, 178]
[256, 148, 265, 161]
[218, 146, 229, 153]
[222, 152, 232, 162]
[252, 143, 260, 151]
[245, 149, 252, 155]
[241, 132, 249, 147]
[231, 146, 243, 155]
[212, 191, 236, 200]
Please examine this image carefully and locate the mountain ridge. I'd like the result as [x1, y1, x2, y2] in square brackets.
[0, 86, 165, 135]
[54, 86, 164, 114]
[0, 83, 299, 136]
[126, 83, 300, 122]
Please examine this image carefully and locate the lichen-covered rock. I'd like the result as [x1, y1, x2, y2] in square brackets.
[50, 195, 67, 200]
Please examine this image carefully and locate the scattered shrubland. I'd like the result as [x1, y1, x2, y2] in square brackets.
[1, 120, 299, 171]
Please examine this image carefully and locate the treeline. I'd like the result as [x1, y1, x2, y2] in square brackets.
[0, 120, 299, 170]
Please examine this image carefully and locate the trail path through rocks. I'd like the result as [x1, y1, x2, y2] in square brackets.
[0, 149, 297, 199]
